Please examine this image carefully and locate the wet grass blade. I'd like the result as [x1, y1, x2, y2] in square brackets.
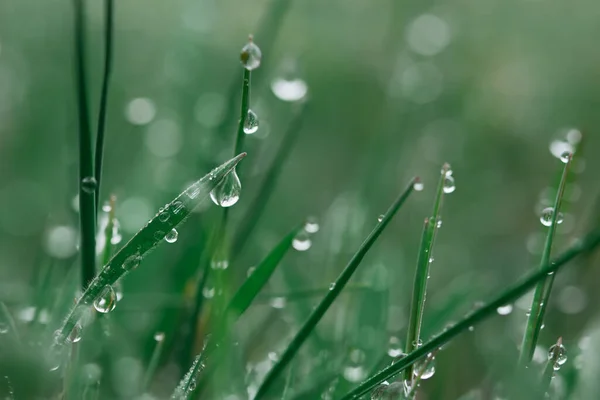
[73, 0, 96, 288]
[233, 67, 251, 159]
[339, 227, 600, 400]
[540, 337, 562, 396]
[253, 177, 419, 399]
[232, 102, 307, 257]
[405, 351, 437, 398]
[143, 332, 166, 391]
[405, 164, 450, 381]
[93, 0, 114, 209]
[0, 302, 21, 345]
[54, 153, 246, 344]
[519, 155, 572, 364]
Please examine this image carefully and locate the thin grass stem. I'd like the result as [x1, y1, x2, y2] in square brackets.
[0, 302, 21, 345]
[340, 227, 600, 400]
[540, 337, 562, 396]
[143, 332, 166, 391]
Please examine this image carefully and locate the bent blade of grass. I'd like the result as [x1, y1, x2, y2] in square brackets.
[93, 0, 114, 210]
[519, 155, 572, 364]
[340, 227, 600, 400]
[405, 164, 449, 381]
[253, 177, 419, 399]
[55, 153, 246, 344]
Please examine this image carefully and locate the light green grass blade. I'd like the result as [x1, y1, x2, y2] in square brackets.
[519, 155, 572, 364]
[253, 177, 419, 399]
[54, 153, 246, 344]
[339, 226, 600, 400]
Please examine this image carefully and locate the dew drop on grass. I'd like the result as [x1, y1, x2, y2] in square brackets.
[329, 282, 336, 290]
[67, 324, 82, 343]
[210, 169, 241, 208]
[269, 296, 286, 309]
[343, 364, 367, 382]
[154, 332, 165, 342]
[560, 151, 572, 163]
[210, 259, 229, 270]
[202, 286, 215, 299]
[540, 207, 564, 227]
[496, 304, 513, 315]
[377, 214, 384, 222]
[158, 207, 170, 222]
[414, 354, 436, 380]
[123, 253, 142, 271]
[304, 216, 319, 233]
[292, 230, 312, 251]
[413, 181, 424, 191]
[93, 285, 116, 314]
[387, 336, 403, 357]
[240, 37, 262, 70]
[243, 109, 259, 134]
[165, 228, 178, 243]
[0, 323, 8, 334]
[443, 175, 456, 194]
[81, 176, 97, 193]
[549, 343, 567, 370]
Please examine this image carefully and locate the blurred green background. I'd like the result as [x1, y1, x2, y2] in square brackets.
[1, 0, 600, 399]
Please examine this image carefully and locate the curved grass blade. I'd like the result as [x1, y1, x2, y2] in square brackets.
[93, 0, 114, 210]
[339, 227, 600, 400]
[54, 153, 246, 344]
[519, 155, 572, 364]
[253, 177, 419, 399]
[232, 102, 307, 257]
[0, 302, 21, 345]
[405, 163, 450, 381]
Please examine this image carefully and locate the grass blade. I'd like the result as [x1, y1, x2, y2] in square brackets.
[540, 337, 563, 396]
[405, 164, 450, 381]
[143, 332, 166, 391]
[234, 67, 251, 159]
[0, 302, 21, 345]
[94, 0, 114, 209]
[73, 0, 96, 288]
[340, 227, 600, 400]
[253, 177, 419, 399]
[519, 155, 572, 364]
[232, 102, 307, 257]
[54, 153, 246, 344]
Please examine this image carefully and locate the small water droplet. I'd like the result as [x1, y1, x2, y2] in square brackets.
[560, 151, 572, 163]
[387, 336, 404, 357]
[413, 339, 423, 347]
[67, 324, 82, 343]
[0, 323, 8, 334]
[81, 177, 97, 193]
[210, 259, 229, 270]
[123, 253, 142, 270]
[468, 326, 474, 332]
[171, 200, 185, 214]
[428, 257, 434, 263]
[496, 304, 513, 315]
[413, 181, 424, 191]
[111, 219, 122, 244]
[443, 175, 456, 194]
[189, 380, 197, 391]
[102, 202, 112, 212]
[268, 352, 279, 362]
[343, 364, 367, 382]
[540, 207, 564, 227]
[243, 109, 259, 134]
[329, 282, 336, 290]
[377, 214, 384, 222]
[240, 38, 262, 70]
[202, 287, 215, 299]
[154, 332, 165, 341]
[269, 297, 287, 309]
[165, 228, 178, 243]
[292, 230, 312, 251]
[305, 217, 319, 233]
[548, 343, 567, 370]
[93, 285, 116, 313]
[414, 354, 436, 380]
[210, 169, 241, 208]
[436, 219, 442, 228]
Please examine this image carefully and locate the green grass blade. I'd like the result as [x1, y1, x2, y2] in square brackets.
[339, 227, 600, 400]
[253, 177, 419, 399]
[93, 0, 114, 210]
[519, 155, 572, 364]
[233, 67, 251, 159]
[143, 332, 166, 391]
[232, 103, 307, 257]
[405, 163, 450, 381]
[0, 302, 21, 345]
[100, 195, 116, 268]
[405, 351, 436, 398]
[540, 337, 562, 396]
[73, 0, 96, 288]
[54, 153, 246, 344]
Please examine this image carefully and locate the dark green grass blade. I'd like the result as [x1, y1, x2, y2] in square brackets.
[55, 153, 246, 344]
[73, 0, 96, 288]
[253, 177, 418, 399]
[232, 103, 307, 257]
[405, 163, 449, 380]
[233, 68, 251, 159]
[93, 0, 114, 210]
[519, 155, 572, 364]
[340, 227, 600, 400]
[0, 302, 21, 345]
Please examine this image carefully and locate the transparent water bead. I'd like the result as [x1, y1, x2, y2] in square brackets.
[202, 286, 215, 299]
[387, 336, 403, 357]
[93, 285, 117, 313]
[304, 217, 319, 233]
[269, 296, 286, 309]
[240, 37, 262, 70]
[0, 323, 8, 334]
[549, 343, 567, 370]
[210, 259, 229, 270]
[413, 180, 424, 191]
[443, 175, 455, 194]
[210, 169, 241, 207]
[270, 77, 308, 102]
[67, 324, 82, 343]
[243, 109, 259, 134]
[377, 214, 384, 222]
[292, 230, 312, 251]
[540, 207, 564, 227]
[414, 354, 436, 379]
[549, 140, 574, 160]
[81, 176, 97, 193]
[154, 332, 165, 342]
[343, 364, 367, 383]
[560, 151, 572, 164]
[370, 381, 405, 400]
[165, 228, 178, 243]
[496, 304, 513, 315]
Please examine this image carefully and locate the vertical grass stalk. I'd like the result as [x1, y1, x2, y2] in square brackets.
[540, 337, 562, 395]
[519, 155, 572, 364]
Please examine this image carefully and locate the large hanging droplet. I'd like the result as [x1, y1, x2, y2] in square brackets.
[93, 285, 117, 314]
[443, 175, 456, 194]
[560, 151, 572, 164]
[243, 109, 259, 134]
[304, 216, 319, 233]
[540, 207, 564, 227]
[413, 180, 424, 191]
[165, 228, 178, 243]
[413, 354, 436, 380]
[548, 342, 567, 370]
[292, 230, 312, 251]
[210, 169, 241, 207]
[240, 37, 262, 70]
[81, 177, 97, 194]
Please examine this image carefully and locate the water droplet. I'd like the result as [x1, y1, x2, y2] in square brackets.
[269, 297, 286, 309]
[271, 77, 308, 102]
[93, 285, 116, 313]
[305, 217, 319, 233]
[243, 109, 259, 134]
[0, 323, 8, 334]
[81, 177, 97, 193]
[102, 202, 112, 212]
[468, 325, 475, 332]
[377, 214, 384, 222]
[111, 219, 122, 244]
[387, 336, 404, 357]
[210, 169, 241, 208]
[292, 230, 312, 251]
[560, 151, 572, 164]
[413, 339, 423, 347]
[329, 282, 336, 290]
[67, 324, 82, 343]
[171, 200, 185, 214]
[210, 259, 229, 270]
[268, 352, 279, 362]
[154, 332, 165, 341]
[240, 38, 262, 70]
[540, 207, 564, 227]
[158, 207, 170, 222]
[165, 228, 178, 243]
[414, 354, 436, 380]
[343, 365, 367, 382]
[436, 219, 442, 228]
[548, 343, 567, 370]
[443, 175, 456, 194]
[428, 257, 434, 263]
[496, 304, 513, 315]
[413, 180, 424, 191]
[123, 253, 142, 271]
[549, 140, 574, 160]
[202, 286, 215, 299]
